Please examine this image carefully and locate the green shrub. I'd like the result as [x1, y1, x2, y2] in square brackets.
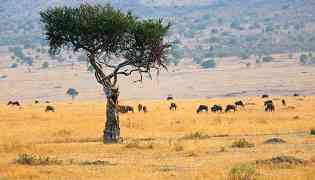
[262, 56, 273, 63]
[10, 63, 18, 68]
[15, 153, 62, 165]
[201, 59, 216, 69]
[181, 132, 210, 140]
[229, 163, 256, 180]
[300, 54, 308, 64]
[310, 128, 315, 135]
[41, 62, 49, 69]
[231, 139, 254, 148]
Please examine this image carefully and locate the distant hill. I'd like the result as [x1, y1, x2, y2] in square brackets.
[1, 0, 315, 66]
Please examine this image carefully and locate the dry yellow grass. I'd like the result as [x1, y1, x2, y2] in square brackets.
[1, 96, 315, 179]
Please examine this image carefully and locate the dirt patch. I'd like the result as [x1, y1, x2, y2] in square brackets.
[256, 155, 307, 166]
[263, 138, 287, 144]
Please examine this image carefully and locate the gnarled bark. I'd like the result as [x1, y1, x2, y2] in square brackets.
[103, 86, 120, 143]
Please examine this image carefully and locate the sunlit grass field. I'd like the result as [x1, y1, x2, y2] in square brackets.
[1, 96, 315, 179]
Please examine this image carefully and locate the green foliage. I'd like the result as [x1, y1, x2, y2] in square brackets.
[181, 131, 210, 140]
[310, 128, 315, 135]
[41, 62, 49, 69]
[40, 4, 137, 55]
[232, 139, 254, 148]
[229, 163, 256, 180]
[41, 4, 170, 79]
[66, 88, 79, 100]
[10, 46, 25, 60]
[87, 65, 95, 73]
[201, 59, 216, 69]
[240, 50, 250, 60]
[10, 63, 18, 68]
[262, 56, 273, 63]
[300, 54, 308, 64]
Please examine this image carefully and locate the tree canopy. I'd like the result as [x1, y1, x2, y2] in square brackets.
[40, 4, 171, 88]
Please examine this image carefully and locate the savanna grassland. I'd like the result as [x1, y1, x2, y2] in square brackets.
[1, 96, 315, 180]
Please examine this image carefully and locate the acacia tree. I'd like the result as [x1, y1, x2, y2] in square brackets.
[40, 4, 170, 143]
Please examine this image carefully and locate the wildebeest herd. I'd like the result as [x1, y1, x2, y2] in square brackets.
[5, 94, 297, 114]
[115, 94, 292, 115]
[7, 100, 55, 112]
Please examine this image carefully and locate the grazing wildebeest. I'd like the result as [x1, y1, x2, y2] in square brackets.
[235, 100, 245, 108]
[166, 96, 174, 101]
[118, 105, 134, 113]
[264, 100, 275, 112]
[138, 104, 143, 112]
[293, 93, 299, 97]
[7, 101, 20, 106]
[282, 99, 286, 106]
[196, 105, 208, 113]
[211, 105, 222, 112]
[142, 106, 148, 113]
[34, 100, 39, 104]
[261, 94, 269, 98]
[265, 103, 275, 112]
[169, 102, 177, 111]
[264, 100, 273, 107]
[225, 105, 236, 112]
[45, 105, 55, 112]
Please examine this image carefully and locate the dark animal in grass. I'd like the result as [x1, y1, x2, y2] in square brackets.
[142, 106, 148, 113]
[34, 100, 39, 104]
[45, 105, 55, 112]
[235, 100, 245, 108]
[138, 104, 143, 112]
[196, 105, 208, 113]
[261, 94, 269, 98]
[118, 105, 134, 113]
[211, 105, 222, 112]
[264, 100, 273, 106]
[282, 99, 286, 106]
[7, 101, 20, 106]
[169, 102, 177, 111]
[166, 96, 174, 101]
[293, 93, 299, 97]
[265, 103, 275, 112]
[225, 105, 236, 112]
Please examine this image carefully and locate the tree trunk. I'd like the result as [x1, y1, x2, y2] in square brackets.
[103, 87, 120, 143]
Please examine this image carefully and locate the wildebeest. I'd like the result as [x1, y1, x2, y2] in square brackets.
[264, 100, 275, 112]
[211, 105, 222, 112]
[264, 100, 273, 107]
[7, 101, 20, 106]
[225, 104, 236, 112]
[282, 99, 286, 106]
[169, 102, 177, 111]
[34, 100, 39, 104]
[293, 93, 299, 97]
[261, 94, 269, 98]
[265, 103, 275, 112]
[118, 105, 134, 113]
[142, 106, 148, 113]
[166, 96, 174, 101]
[234, 100, 245, 108]
[45, 105, 55, 112]
[196, 105, 208, 113]
[138, 104, 143, 112]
